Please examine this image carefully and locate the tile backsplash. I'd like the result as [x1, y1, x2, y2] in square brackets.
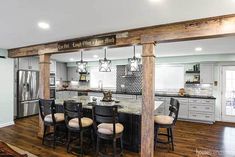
[185, 84, 213, 96]
[116, 65, 142, 93]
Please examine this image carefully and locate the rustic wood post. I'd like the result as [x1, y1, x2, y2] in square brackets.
[38, 54, 51, 137]
[141, 43, 155, 157]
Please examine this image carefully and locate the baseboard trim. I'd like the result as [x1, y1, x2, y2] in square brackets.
[0, 121, 15, 128]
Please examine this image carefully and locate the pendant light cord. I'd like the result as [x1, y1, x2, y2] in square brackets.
[104, 48, 107, 60]
[133, 45, 136, 59]
[81, 51, 83, 62]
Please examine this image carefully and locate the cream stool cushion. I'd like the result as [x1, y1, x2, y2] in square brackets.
[154, 115, 174, 125]
[44, 113, 64, 123]
[97, 123, 124, 135]
[68, 117, 93, 128]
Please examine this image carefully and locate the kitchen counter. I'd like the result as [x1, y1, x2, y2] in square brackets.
[56, 89, 216, 99]
[55, 96, 163, 115]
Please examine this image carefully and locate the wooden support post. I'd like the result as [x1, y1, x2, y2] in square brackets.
[141, 43, 155, 157]
[38, 54, 51, 137]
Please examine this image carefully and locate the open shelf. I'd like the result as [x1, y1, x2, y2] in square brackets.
[185, 81, 200, 84]
[185, 71, 200, 74]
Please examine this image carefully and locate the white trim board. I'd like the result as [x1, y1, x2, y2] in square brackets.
[0, 121, 14, 128]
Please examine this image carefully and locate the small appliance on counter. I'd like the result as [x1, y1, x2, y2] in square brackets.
[102, 91, 113, 102]
[178, 88, 186, 96]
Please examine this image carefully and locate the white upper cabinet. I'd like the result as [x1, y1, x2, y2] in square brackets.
[67, 67, 79, 81]
[56, 62, 68, 81]
[200, 64, 214, 84]
[18, 57, 39, 71]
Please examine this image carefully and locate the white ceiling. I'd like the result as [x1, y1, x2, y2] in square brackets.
[51, 36, 235, 62]
[0, 0, 235, 49]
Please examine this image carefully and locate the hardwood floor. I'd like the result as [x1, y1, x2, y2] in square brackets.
[0, 116, 235, 157]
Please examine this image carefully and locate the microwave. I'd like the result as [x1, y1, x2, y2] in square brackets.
[50, 73, 56, 87]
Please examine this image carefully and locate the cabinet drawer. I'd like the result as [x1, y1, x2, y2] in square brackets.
[201, 99, 214, 104]
[175, 98, 188, 104]
[189, 99, 201, 103]
[155, 97, 166, 101]
[189, 111, 214, 121]
[189, 104, 214, 112]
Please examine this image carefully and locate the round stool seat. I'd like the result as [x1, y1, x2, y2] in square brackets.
[154, 115, 174, 125]
[97, 123, 124, 135]
[68, 117, 93, 128]
[44, 113, 65, 123]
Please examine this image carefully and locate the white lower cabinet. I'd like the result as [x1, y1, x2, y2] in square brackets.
[188, 111, 214, 122]
[155, 96, 215, 123]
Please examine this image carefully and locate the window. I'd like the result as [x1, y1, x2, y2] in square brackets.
[90, 67, 117, 89]
[155, 65, 184, 92]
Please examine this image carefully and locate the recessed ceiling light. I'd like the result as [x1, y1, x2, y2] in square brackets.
[195, 47, 202, 52]
[38, 22, 50, 30]
[70, 58, 74, 61]
[93, 55, 98, 58]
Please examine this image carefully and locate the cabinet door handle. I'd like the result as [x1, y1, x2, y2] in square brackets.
[192, 115, 197, 117]
[205, 116, 210, 118]
[205, 107, 210, 110]
[193, 106, 197, 108]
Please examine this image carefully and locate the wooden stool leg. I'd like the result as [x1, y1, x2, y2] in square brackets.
[96, 136, 100, 157]
[113, 139, 117, 157]
[53, 125, 56, 149]
[67, 130, 71, 152]
[120, 137, 124, 156]
[42, 125, 47, 145]
[154, 125, 159, 150]
[170, 128, 174, 151]
[167, 128, 170, 143]
[80, 131, 84, 157]
[90, 128, 95, 151]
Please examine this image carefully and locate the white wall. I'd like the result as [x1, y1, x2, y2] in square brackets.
[0, 49, 14, 127]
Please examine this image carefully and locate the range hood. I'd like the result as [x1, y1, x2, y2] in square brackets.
[121, 65, 135, 78]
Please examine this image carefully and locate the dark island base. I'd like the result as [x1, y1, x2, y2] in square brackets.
[56, 106, 141, 153]
[84, 109, 141, 153]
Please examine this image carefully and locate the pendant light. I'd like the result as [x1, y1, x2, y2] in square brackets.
[128, 46, 141, 72]
[99, 48, 111, 72]
[76, 50, 88, 73]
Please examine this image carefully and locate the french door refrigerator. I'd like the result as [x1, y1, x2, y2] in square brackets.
[17, 70, 39, 118]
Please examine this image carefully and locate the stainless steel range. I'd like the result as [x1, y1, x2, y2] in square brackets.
[17, 70, 39, 118]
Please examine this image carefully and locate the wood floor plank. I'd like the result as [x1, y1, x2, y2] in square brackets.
[0, 116, 235, 157]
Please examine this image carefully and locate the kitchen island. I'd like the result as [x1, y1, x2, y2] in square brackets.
[55, 96, 163, 152]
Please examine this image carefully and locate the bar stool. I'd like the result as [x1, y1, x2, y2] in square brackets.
[154, 98, 180, 151]
[63, 101, 94, 156]
[92, 105, 124, 157]
[39, 99, 65, 148]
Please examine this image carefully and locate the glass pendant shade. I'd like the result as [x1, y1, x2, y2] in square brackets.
[128, 46, 141, 72]
[76, 51, 88, 73]
[99, 48, 111, 72]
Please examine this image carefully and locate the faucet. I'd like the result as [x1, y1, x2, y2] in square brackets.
[98, 80, 103, 91]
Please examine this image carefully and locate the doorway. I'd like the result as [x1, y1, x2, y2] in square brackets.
[222, 66, 235, 122]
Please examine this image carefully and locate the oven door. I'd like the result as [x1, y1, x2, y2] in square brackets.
[50, 88, 56, 99]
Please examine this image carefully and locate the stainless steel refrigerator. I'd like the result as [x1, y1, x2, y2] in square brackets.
[17, 70, 39, 118]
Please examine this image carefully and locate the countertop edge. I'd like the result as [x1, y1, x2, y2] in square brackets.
[56, 89, 216, 99]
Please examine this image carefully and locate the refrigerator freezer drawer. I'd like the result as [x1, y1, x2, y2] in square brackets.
[18, 100, 39, 118]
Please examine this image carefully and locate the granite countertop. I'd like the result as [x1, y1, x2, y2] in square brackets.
[55, 96, 163, 115]
[56, 89, 216, 99]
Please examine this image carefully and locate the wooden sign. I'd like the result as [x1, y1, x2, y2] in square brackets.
[57, 35, 116, 51]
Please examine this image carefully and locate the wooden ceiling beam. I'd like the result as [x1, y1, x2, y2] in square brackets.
[8, 14, 235, 58]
